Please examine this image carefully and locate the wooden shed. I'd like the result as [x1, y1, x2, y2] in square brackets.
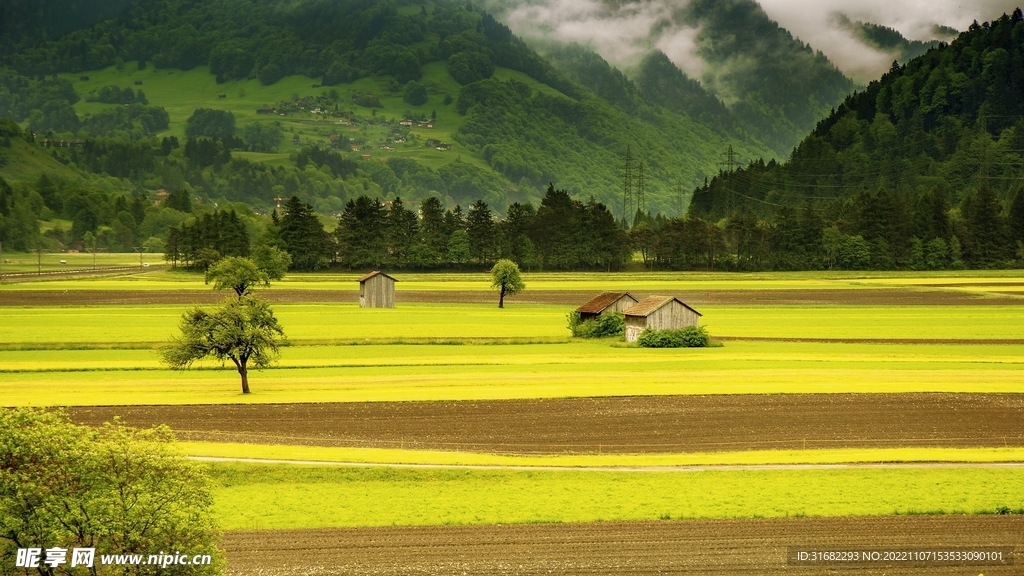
[358, 271, 397, 308]
[623, 296, 702, 342]
[575, 292, 639, 323]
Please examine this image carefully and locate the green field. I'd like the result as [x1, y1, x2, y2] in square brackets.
[3, 339, 1021, 405]
[4, 269, 1023, 533]
[47, 61, 533, 174]
[184, 443, 1024, 467]
[3, 301, 1024, 343]
[208, 463, 1024, 530]
[5, 266, 1024, 293]
[2, 291, 1023, 405]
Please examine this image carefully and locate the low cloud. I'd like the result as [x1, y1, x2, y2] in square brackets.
[490, 0, 1021, 85]
[757, 0, 1021, 81]
[501, 0, 704, 74]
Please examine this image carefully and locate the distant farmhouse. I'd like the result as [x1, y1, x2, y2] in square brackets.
[623, 296, 702, 342]
[358, 271, 397, 308]
[575, 292, 639, 323]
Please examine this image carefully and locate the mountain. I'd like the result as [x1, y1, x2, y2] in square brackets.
[687, 9, 1024, 269]
[0, 0, 776, 220]
[834, 14, 945, 65]
[490, 0, 857, 159]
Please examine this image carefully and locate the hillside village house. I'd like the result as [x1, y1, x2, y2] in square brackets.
[358, 271, 397, 308]
[574, 292, 639, 323]
[623, 296, 702, 342]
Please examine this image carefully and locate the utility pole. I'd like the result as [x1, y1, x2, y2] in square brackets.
[133, 246, 144, 268]
[0, 240, 4, 282]
[36, 244, 42, 275]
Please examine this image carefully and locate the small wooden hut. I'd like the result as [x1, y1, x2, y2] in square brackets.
[575, 292, 639, 323]
[622, 296, 702, 342]
[358, 271, 397, 308]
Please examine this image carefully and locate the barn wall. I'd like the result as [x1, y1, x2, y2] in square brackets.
[646, 301, 699, 331]
[625, 317, 646, 342]
[360, 275, 395, 308]
[610, 295, 639, 314]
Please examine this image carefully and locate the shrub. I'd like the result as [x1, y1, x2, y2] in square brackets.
[567, 311, 625, 338]
[637, 325, 710, 348]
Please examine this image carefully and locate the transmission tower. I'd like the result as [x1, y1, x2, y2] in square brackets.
[621, 146, 634, 226]
[636, 160, 646, 222]
[718, 145, 740, 213]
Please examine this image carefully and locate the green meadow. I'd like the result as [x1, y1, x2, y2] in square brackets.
[4, 301, 1024, 345]
[3, 339, 1022, 406]
[53, 61, 561, 173]
[184, 443, 1024, 467]
[207, 463, 1024, 530]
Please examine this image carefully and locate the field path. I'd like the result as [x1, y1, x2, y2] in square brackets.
[191, 455, 1024, 471]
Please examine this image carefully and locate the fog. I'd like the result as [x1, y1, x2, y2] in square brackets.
[758, 0, 1021, 82]
[488, 0, 1021, 83]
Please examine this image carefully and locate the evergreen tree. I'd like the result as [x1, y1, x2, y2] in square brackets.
[466, 200, 495, 264]
[278, 196, 327, 270]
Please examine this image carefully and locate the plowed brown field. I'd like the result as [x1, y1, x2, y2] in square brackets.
[3, 288, 1021, 306]
[223, 515, 1023, 575]
[69, 393, 1024, 453]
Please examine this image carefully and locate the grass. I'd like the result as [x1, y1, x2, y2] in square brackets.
[3, 340, 1022, 406]
[181, 442, 1024, 467]
[48, 61, 508, 175]
[3, 302, 1024, 345]
[206, 462, 1024, 530]
[5, 268, 1024, 292]
[0, 138, 84, 183]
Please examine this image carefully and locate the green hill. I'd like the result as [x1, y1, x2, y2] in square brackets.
[685, 9, 1024, 270]
[0, 0, 779, 217]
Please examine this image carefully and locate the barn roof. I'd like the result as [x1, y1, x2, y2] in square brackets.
[623, 296, 702, 318]
[575, 292, 638, 314]
[357, 271, 398, 283]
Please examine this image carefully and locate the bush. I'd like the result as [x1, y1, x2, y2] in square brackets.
[567, 311, 625, 338]
[637, 325, 710, 348]
[403, 81, 428, 106]
[0, 409, 223, 575]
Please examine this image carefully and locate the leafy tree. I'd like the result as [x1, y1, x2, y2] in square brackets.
[162, 294, 284, 394]
[447, 229, 471, 266]
[447, 50, 494, 85]
[205, 256, 271, 297]
[243, 122, 283, 152]
[403, 81, 428, 106]
[251, 245, 291, 280]
[185, 108, 236, 139]
[0, 408, 223, 576]
[490, 258, 524, 308]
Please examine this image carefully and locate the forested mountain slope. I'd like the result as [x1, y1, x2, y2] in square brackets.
[0, 0, 772, 218]
[686, 10, 1024, 270]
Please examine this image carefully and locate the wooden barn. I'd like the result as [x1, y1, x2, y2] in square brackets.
[358, 271, 397, 308]
[623, 296, 702, 342]
[575, 292, 639, 323]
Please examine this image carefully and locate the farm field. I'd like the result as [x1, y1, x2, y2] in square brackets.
[4, 302, 1024, 345]
[4, 269, 1024, 573]
[223, 516, 1024, 576]
[3, 340, 1024, 406]
[206, 463, 1024, 530]
[68, 394, 1024, 454]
